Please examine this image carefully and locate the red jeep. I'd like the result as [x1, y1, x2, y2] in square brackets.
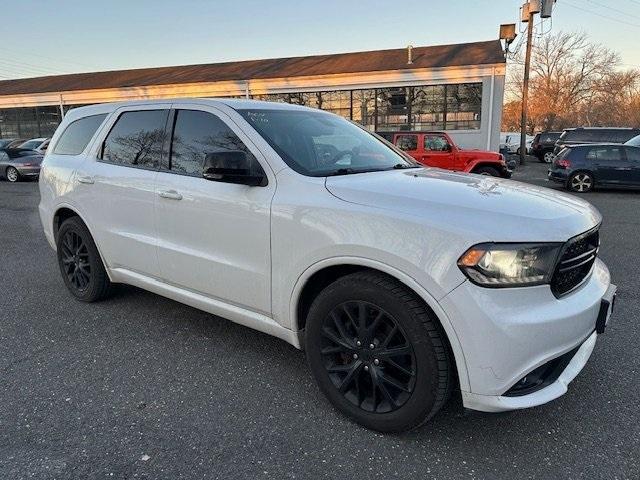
[389, 131, 511, 178]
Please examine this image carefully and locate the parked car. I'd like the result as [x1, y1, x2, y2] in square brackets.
[0, 148, 44, 182]
[0, 138, 27, 150]
[18, 137, 50, 154]
[39, 100, 616, 432]
[548, 135, 640, 192]
[386, 131, 512, 178]
[553, 127, 640, 155]
[500, 132, 534, 155]
[531, 131, 562, 163]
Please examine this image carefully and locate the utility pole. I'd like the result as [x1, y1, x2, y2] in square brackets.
[519, 2, 536, 165]
[519, 0, 554, 164]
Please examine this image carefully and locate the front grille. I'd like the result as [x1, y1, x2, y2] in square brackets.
[551, 227, 600, 297]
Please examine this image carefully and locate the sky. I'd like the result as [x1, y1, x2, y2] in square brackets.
[1, 0, 639, 80]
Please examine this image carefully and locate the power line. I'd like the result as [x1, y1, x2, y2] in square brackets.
[0, 46, 99, 71]
[562, 0, 640, 28]
[585, 0, 640, 20]
[0, 58, 63, 75]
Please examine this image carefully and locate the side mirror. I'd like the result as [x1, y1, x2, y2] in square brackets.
[202, 151, 266, 187]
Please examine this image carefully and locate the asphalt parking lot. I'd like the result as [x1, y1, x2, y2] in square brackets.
[1, 161, 638, 480]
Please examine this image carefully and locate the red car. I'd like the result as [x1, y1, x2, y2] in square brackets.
[387, 131, 512, 178]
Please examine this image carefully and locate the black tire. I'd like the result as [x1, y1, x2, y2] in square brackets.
[305, 271, 452, 432]
[474, 166, 500, 177]
[568, 171, 594, 193]
[56, 216, 111, 302]
[6, 166, 20, 183]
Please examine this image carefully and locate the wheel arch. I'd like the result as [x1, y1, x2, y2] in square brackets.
[290, 257, 470, 391]
[52, 204, 114, 282]
[467, 160, 501, 174]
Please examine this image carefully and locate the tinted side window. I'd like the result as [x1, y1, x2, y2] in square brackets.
[53, 114, 107, 155]
[586, 147, 622, 162]
[424, 135, 450, 151]
[170, 110, 256, 176]
[626, 147, 640, 162]
[101, 110, 168, 168]
[395, 134, 418, 151]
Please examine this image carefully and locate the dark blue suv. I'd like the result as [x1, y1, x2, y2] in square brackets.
[548, 134, 640, 192]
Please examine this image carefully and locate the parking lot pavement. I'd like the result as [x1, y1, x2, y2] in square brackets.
[0, 168, 638, 480]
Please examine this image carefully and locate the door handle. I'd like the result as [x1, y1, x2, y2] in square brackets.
[158, 189, 183, 200]
[77, 175, 94, 184]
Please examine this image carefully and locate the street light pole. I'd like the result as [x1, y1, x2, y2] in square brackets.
[520, 7, 535, 165]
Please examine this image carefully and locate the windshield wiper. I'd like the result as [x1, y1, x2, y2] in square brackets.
[391, 163, 421, 169]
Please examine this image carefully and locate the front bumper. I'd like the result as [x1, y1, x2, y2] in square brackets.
[440, 258, 614, 412]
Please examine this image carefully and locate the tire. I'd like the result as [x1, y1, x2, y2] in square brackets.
[305, 271, 452, 432]
[568, 171, 594, 193]
[56, 216, 111, 302]
[474, 166, 500, 177]
[6, 166, 20, 183]
[543, 151, 555, 163]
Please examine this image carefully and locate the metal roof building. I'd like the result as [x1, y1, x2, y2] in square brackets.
[0, 40, 506, 150]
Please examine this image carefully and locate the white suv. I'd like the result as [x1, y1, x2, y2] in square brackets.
[39, 99, 616, 432]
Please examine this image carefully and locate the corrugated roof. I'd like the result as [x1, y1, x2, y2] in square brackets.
[0, 40, 504, 96]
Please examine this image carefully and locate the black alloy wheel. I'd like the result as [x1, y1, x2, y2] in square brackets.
[320, 300, 416, 414]
[56, 216, 111, 302]
[60, 230, 92, 292]
[305, 271, 452, 432]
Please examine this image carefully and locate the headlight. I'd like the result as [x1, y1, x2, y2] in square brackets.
[458, 243, 562, 287]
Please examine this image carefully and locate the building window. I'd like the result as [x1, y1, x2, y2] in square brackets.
[412, 85, 446, 131]
[351, 89, 376, 131]
[445, 83, 482, 130]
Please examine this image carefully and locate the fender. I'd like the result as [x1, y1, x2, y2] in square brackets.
[289, 256, 470, 391]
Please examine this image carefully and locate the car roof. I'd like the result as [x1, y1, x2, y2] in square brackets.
[65, 98, 317, 118]
[563, 127, 640, 131]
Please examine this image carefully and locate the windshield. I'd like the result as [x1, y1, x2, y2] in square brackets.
[238, 109, 418, 176]
[625, 134, 640, 147]
[20, 139, 43, 149]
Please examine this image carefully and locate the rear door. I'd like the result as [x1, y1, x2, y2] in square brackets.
[76, 104, 170, 277]
[393, 134, 420, 162]
[422, 133, 454, 169]
[153, 105, 274, 314]
[587, 146, 629, 186]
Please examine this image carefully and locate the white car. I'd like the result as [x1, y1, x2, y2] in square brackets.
[18, 137, 50, 154]
[39, 100, 616, 432]
[500, 132, 534, 154]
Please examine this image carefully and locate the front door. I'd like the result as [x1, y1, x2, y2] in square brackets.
[75, 105, 170, 277]
[154, 106, 274, 314]
[422, 134, 454, 169]
[624, 146, 640, 186]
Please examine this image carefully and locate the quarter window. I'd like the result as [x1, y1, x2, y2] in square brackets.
[101, 110, 168, 168]
[53, 114, 107, 155]
[395, 134, 418, 151]
[626, 147, 640, 162]
[170, 110, 256, 176]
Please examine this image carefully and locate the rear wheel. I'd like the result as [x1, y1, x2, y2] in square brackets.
[6, 166, 19, 183]
[474, 166, 500, 177]
[568, 171, 594, 193]
[543, 152, 555, 163]
[56, 216, 111, 302]
[305, 271, 452, 432]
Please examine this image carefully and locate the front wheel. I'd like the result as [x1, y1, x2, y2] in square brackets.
[6, 166, 19, 182]
[474, 166, 500, 177]
[568, 171, 594, 193]
[56, 216, 111, 302]
[305, 271, 452, 432]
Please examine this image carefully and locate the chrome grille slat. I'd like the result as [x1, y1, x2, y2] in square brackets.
[559, 247, 598, 265]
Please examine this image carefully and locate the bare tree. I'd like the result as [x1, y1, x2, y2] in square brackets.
[503, 31, 640, 132]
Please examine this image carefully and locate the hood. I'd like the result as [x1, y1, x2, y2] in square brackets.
[325, 168, 601, 242]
